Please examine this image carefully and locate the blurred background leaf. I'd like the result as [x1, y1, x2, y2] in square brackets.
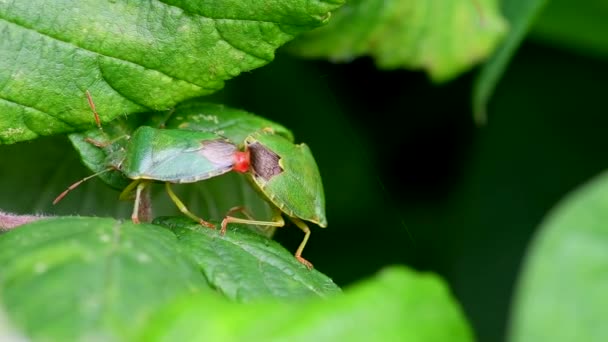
[530, 0, 608, 58]
[0, 0, 343, 144]
[473, 0, 548, 122]
[139, 266, 473, 342]
[289, 0, 507, 82]
[509, 171, 608, 342]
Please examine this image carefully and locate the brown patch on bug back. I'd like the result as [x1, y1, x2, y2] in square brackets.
[248, 142, 282, 181]
[199, 139, 237, 168]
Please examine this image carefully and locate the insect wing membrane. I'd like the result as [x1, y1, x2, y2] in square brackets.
[124, 127, 236, 183]
[247, 132, 327, 226]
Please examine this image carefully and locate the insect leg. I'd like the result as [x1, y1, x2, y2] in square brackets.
[165, 183, 215, 228]
[53, 168, 114, 204]
[86, 90, 103, 132]
[220, 211, 285, 235]
[119, 179, 141, 200]
[288, 217, 313, 270]
[84, 134, 130, 148]
[130, 181, 148, 224]
[158, 107, 176, 128]
[225, 206, 256, 220]
[137, 185, 152, 223]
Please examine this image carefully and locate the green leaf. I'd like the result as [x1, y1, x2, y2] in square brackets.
[1, 216, 342, 339]
[473, 0, 549, 123]
[509, 171, 608, 341]
[531, 0, 608, 58]
[289, 0, 507, 82]
[155, 217, 341, 301]
[0, 217, 209, 341]
[0, 0, 344, 144]
[139, 266, 473, 341]
[0, 308, 27, 341]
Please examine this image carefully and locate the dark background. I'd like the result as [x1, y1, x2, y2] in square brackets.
[221, 39, 608, 341]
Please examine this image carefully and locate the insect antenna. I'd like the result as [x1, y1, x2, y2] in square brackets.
[86, 90, 103, 132]
[52, 168, 114, 204]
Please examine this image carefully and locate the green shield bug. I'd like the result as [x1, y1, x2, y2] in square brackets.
[220, 129, 327, 269]
[57, 94, 327, 268]
[54, 93, 250, 228]
[163, 101, 294, 144]
[162, 102, 327, 268]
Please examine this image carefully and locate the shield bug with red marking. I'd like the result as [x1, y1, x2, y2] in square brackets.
[57, 95, 327, 268]
[54, 93, 250, 228]
[220, 129, 327, 269]
[161, 102, 327, 268]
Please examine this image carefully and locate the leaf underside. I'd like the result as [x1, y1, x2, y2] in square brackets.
[289, 0, 507, 82]
[0, 0, 344, 144]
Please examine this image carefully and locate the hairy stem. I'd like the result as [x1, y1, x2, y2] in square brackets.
[0, 211, 49, 232]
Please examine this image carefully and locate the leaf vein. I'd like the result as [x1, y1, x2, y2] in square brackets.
[213, 21, 271, 63]
[219, 234, 324, 295]
[0, 96, 73, 128]
[0, 16, 202, 89]
[151, 0, 315, 27]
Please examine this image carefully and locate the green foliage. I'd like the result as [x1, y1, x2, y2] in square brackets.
[6, 0, 605, 341]
[531, 0, 608, 58]
[0, 218, 472, 341]
[0, 217, 209, 341]
[139, 266, 474, 342]
[509, 171, 608, 341]
[473, 0, 549, 123]
[155, 217, 340, 301]
[290, 0, 507, 82]
[0, 0, 343, 144]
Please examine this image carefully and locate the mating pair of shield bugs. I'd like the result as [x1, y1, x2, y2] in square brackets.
[54, 92, 326, 269]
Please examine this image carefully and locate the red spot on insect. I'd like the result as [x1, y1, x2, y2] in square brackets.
[233, 150, 250, 173]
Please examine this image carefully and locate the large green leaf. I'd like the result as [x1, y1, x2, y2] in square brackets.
[155, 217, 340, 301]
[473, 0, 549, 123]
[509, 171, 608, 341]
[0, 0, 344, 144]
[0, 217, 209, 341]
[139, 266, 473, 341]
[289, 0, 507, 82]
[0, 216, 341, 340]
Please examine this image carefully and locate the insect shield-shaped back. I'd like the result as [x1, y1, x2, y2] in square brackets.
[122, 126, 238, 183]
[245, 130, 327, 227]
[163, 102, 295, 145]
